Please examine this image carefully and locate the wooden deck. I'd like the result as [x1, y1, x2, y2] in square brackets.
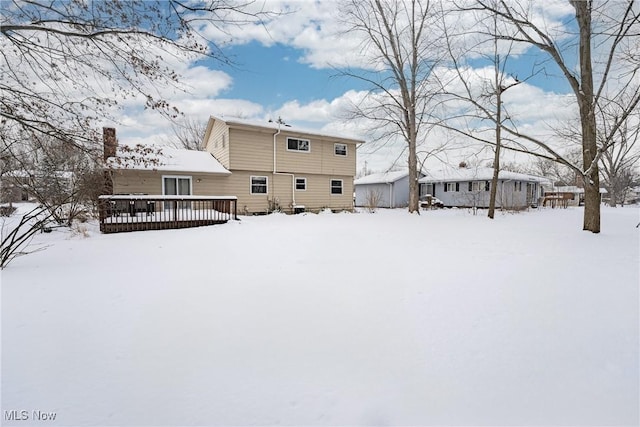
[98, 195, 238, 233]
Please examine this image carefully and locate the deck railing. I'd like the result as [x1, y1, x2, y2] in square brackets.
[98, 195, 238, 233]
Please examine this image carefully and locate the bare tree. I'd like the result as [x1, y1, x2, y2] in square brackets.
[1, 0, 270, 152]
[527, 155, 580, 187]
[5, 133, 104, 225]
[339, 0, 443, 213]
[1, 205, 52, 269]
[598, 101, 640, 206]
[1, 1, 273, 266]
[163, 117, 207, 151]
[465, 0, 640, 233]
[437, 2, 522, 219]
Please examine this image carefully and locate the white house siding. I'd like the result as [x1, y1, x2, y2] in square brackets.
[429, 180, 539, 208]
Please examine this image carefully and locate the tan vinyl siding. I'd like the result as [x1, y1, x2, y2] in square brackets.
[292, 174, 354, 212]
[113, 170, 229, 196]
[275, 132, 357, 176]
[205, 120, 230, 168]
[217, 172, 354, 214]
[223, 170, 273, 214]
[228, 128, 274, 171]
[225, 128, 357, 177]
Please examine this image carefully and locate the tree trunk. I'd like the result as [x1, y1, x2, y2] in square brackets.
[608, 188, 617, 207]
[488, 83, 502, 219]
[408, 130, 419, 213]
[574, 0, 601, 233]
[583, 181, 601, 231]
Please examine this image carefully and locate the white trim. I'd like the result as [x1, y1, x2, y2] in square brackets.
[250, 175, 268, 195]
[286, 137, 311, 153]
[295, 177, 307, 191]
[334, 143, 347, 156]
[330, 179, 343, 195]
[162, 175, 192, 196]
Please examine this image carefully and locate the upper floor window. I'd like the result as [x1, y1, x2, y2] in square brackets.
[287, 137, 310, 152]
[334, 143, 347, 156]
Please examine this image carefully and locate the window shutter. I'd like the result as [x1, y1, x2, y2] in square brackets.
[485, 181, 490, 191]
[455, 182, 460, 192]
[444, 183, 448, 192]
[468, 182, 472, 191]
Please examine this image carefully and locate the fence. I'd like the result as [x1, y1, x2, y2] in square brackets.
[98, 195, 237, 233]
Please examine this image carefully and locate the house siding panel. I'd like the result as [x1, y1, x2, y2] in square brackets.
[434, 180, 532, 208]
[113, 170, 228, 195]
[228, 128, 274, 171]
[205, 120, 230, 168]
[276, 133, 356, 176]
[228, 171, 354, 214]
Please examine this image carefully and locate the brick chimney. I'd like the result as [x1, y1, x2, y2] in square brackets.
[102, 127, 116, 195]
[103, 127, 117, 161]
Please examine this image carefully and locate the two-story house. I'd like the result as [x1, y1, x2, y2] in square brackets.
[109, 117, 364, 214]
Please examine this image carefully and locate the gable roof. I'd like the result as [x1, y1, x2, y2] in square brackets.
[354, 170, 410, 185]
[419, 167, 549, 184]
[109, 146, 231, 175]
[204, 116, 366, 145]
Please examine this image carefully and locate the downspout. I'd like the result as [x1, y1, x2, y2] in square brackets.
[273, 126, 296, 210]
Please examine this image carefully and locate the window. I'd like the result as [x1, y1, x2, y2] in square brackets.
[287, 137, 310, 152]
[334, 143, 347, 156]
[469, 181, 489, 192]
[445, 182, 459, 192]
[250, 176, 268, 194]
[295, 177, 307, 191]
[330, 179, 343, 195]
[222, 133, 226, 148]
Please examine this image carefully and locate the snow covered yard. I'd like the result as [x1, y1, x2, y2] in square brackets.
[2, 206, 639, 426]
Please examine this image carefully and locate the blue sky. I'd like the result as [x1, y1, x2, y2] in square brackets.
[220, 42, 371, 108]
[118, 0, 586, 172]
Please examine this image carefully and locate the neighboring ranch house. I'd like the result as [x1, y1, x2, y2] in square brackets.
[419, 167, 549, 209]
[354, 170, 424, 208]
[108, 116, 364, 214]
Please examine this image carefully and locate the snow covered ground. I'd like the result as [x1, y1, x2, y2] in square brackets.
[2, 205, 639, 426]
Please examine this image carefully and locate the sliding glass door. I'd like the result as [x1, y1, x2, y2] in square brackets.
[163, 176, 192, 209]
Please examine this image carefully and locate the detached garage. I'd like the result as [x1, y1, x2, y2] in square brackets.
[355, 170, 422, 208]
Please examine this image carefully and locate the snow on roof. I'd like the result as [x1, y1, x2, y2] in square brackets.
[354, 170, 410, 185]
[419, 167, 549, 184]
[5, 170, 74, 179]
[549, 185, 608, 194]
[109, 146, 231, 175]
[210, 116, 366, 144]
